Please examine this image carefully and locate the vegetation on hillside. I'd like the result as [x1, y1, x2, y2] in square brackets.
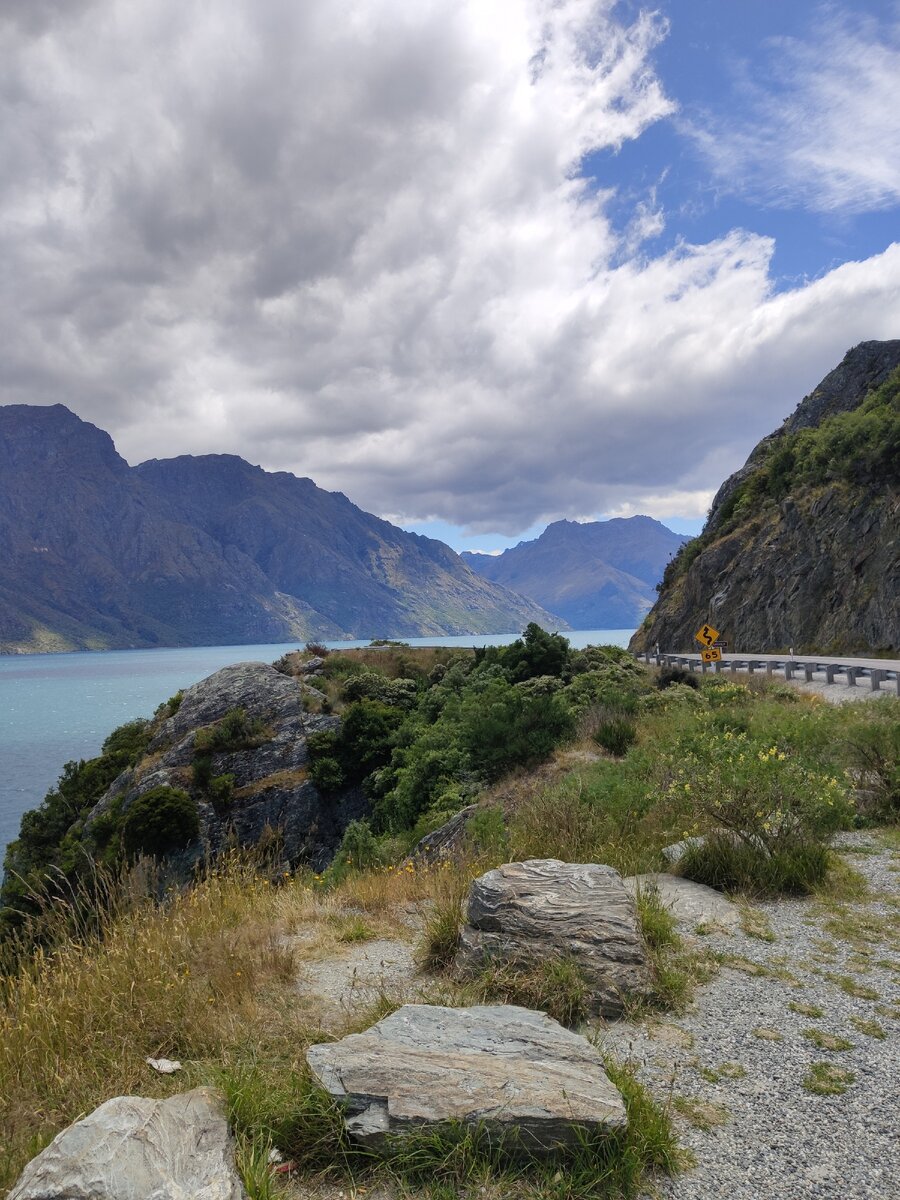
[658, 367, 900, 592]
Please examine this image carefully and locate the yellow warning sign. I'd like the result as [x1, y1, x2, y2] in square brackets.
[695, 623, 721, 648]
[701, 647, 722, 664]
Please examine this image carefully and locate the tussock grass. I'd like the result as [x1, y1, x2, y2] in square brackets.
[0, 858, 295, 1191]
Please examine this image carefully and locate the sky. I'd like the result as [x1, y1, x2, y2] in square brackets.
[1, 1, 898, 555]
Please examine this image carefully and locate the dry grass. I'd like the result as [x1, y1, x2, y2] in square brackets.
[233, 769, 309, 800]
[0, 852, 472, 1193]
[0, 860, 295, 1190]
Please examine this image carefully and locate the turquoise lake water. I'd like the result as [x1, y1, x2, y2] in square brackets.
[0, 629, 634, 862]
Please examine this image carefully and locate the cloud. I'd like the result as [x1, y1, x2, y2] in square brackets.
[0, 0, 899, 537]
[688, 6, 900, 215]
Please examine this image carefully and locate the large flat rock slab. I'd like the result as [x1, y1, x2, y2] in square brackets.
[8, 1088, 246, 1200]
[306, 1003, 626, 1154]
[457, 859, 652, 1016]
[623, 873, 740, 930]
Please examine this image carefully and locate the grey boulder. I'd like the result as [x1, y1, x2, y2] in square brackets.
[8, 1088, 246, 1200]
[623, 873, 740, 930]
[306, 1003, 625, 1153]
[457, 859, 652, 1016]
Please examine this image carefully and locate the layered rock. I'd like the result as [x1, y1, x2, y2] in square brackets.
[457, 859, 652, 1016]
[8, 1089, 246, 1200]
[306, 1004, 626, 1153]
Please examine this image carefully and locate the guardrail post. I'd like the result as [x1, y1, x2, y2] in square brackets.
[701, 660, 708, 674]
[846, 667, 857, 687]
[870, 670, 883, 692]
[785, 663, 794, 681]
[825, 665, 836, 684]
[747, 661, 755, 674]
[803, 665, 814, 682]
[715, 660, 724, 674]
[730, 660, 739, 674]
[892, 673, 900, 697]
[654, 655, 662, 667]
[766, 662, 774, 677]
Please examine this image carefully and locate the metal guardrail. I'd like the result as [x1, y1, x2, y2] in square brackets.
[633, 651, 900, 696]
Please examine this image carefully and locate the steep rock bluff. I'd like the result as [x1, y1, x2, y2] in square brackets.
[631, 342, 900, 654]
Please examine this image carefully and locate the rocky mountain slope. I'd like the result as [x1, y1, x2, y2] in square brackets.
[463, 517, 688, 628]
[630, 341, 900, 654]
[0, 406, 556, 653]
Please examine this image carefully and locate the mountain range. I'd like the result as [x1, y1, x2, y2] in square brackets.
[463, 517, 688, 629]
[0, 406, 557, 653]
[631, 341, 900, 654]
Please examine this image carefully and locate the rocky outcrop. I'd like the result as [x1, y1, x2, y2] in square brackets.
[632, 342, 900, 654]
[8, 1088, 246, 1200]
[86, 662, 365, 873]
[456, 860, 652, 1016]
[306, 1004, 626, 1154]
[0, 405, 559, 654]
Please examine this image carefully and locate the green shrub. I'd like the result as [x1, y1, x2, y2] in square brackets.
[668, 728, 853, 895]
[208, 774, 235, 808]
[657, 667, 699, 691]
[593, 716, 638, 757]
[341, 672, 418, 709]
[120, 787, 199, 859]
[326, 819, 381, 883]
[194, 708, 269, 754]
[844, 702, 900, 819]
[308, 757, 344, 793]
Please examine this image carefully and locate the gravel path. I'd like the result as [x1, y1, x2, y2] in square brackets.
[601, 832, 900, 1200]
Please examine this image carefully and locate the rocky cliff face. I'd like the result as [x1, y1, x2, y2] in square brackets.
[463, 517, 687, 629]
[631, 342, 900, 654]
[0, 406, 557, 652]
[87, 662, 364, 874]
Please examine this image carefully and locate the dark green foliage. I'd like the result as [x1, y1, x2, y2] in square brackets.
[192, 754, 213, 791]
[326, 819, 381, 882]
[208, 774, 235, 809]
[657, 667, 699, 691]
[593, 716, 638, 757]
[460, 682, 574, 781]
[121, 787, 199, 859]
[194, 708, 269, 754]
[308, 756, 345, 793]
[1, 718, 151, 934]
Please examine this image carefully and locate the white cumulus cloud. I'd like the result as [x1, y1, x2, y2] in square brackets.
[0, 0, 898, 536]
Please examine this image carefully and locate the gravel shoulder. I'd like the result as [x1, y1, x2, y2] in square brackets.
[601, 831, 900, 1200]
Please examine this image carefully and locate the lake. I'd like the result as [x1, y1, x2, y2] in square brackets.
[0, 629, 634, 863]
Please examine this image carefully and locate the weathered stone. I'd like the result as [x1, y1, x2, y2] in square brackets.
[457, 859, 652, 1016]
[623, 873, 740, 930]
[306, 1003, 625, 1153]
[86, 662, 367, 874]
[408, 805, 479, 865]
[8, 1088, 246, 1200]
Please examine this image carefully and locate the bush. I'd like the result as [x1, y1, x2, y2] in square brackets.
[593, 715, 638, 757]
[194, 709, 269, 754]
[668, 728, 853, 895]
[309, 757, 344, 793]
[208, 774, 235, 809]
[657, 667, 699, 691]
[326, 820, 381, 883]
[845, 703, 900, 820]
[120, 787, 199, 859]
